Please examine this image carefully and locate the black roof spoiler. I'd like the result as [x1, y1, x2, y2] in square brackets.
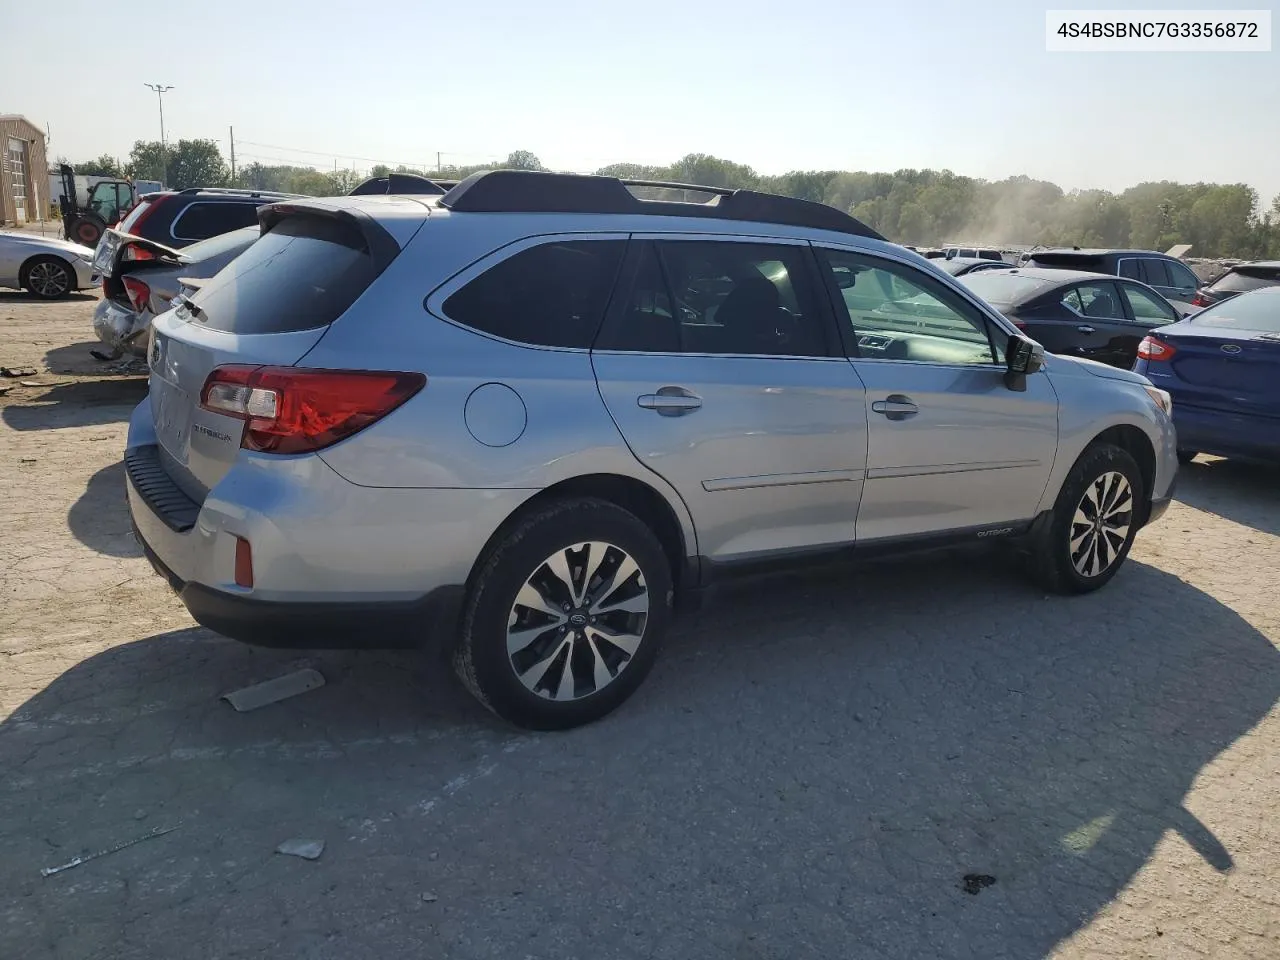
[438, 170, 885, 241]
[348, 173, 459, 197]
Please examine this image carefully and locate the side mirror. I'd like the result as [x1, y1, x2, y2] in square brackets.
[1004, 334, 1044, 391]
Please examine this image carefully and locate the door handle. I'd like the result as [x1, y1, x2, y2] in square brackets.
[1076, 324, 1096, 334]
[638, 387, 702, 417]
[871, 395, 918, 420]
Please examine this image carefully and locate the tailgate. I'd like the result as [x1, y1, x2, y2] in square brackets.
[146, 206, 403, 501]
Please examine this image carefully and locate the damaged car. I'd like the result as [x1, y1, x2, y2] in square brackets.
[92, 226, 259, 359]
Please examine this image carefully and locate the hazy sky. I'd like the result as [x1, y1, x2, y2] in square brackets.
[7, 0, 1278, 202]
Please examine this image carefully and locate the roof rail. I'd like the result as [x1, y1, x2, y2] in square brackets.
[347, 173, 458, 197]
[438, 170, 885, 240]
[175, 186, 309, 199]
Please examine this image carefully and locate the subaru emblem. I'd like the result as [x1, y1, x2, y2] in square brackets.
[1221, 343, 1242, 355]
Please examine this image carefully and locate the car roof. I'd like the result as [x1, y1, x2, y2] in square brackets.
[978, 267, 1114, 284]
[1229, 260, 1280, 270]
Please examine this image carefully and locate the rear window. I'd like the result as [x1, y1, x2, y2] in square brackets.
[171, 201, 262, 242]
[1210, 267, 1280, 294]
[957, 272, 1052, 305]
[1190, 289, 1280, 332]
[442, 240, 626, 348]
[181, 215, 378, 334]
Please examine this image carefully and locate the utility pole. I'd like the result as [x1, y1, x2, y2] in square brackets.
[437, 152, 441, 173]
[143, 83, 174, 187]
[229, 126, 236, 183]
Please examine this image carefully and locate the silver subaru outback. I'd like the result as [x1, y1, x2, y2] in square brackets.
[126, 171, 1177, 730]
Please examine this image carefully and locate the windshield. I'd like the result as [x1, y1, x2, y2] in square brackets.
[1189, 289, 1280, 332]
[958, 272, 1052, 305]
[179, 226, 259, 264]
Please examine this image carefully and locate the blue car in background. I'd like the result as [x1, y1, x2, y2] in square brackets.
[1135, 286, 1280, 464]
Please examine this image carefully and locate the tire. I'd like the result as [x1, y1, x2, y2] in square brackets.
[1176, 449, 1198, 465]
[70, 215, 105, 247]
[22, 256, 75, 300]
[454, 498, 673, 730]
[1028, 443, 1145, 595]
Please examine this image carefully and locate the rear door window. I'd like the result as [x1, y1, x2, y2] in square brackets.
[1166, 260, 1200, 290]
[442, 240, 626, 349]
[601, 240, 829, 357]
[1117, 258, 1142, 280]
[171, 201, 262, 242]
[180, 215, 381, 334]
[1140, 258, 1171, 287]
[1072, 282, 1126, 319]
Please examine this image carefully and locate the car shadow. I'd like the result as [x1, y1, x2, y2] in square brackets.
[46, 341, 147, 377]
[1, 553, 1275, 958]
[0, 291, 97, 303]
[1, 378, 148, 431]
[67, 461, 140, 559]
[1175, 456, 1280, 537]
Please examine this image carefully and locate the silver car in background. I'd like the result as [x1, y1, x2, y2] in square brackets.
[0, 230, 96, 299]
[126, 171, 1177, 731]
[92, 227, 258, 359]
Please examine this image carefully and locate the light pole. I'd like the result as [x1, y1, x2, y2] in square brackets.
[143, 83, 174, 187]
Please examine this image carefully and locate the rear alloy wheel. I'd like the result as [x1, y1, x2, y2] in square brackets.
[1029, 443, 1144, 594]
[454, 499, 672, 729]
[24, 257, 74, 300]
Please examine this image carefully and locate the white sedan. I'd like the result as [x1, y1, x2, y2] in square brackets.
[0, 231, 97, 299]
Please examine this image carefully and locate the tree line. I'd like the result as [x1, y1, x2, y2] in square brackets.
[68, 142, 1280, 259]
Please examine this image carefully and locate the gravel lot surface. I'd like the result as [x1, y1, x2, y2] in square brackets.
[2, 292, 1278, 960]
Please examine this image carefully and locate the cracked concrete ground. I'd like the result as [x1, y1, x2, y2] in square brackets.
[2, 293, 1278, 960]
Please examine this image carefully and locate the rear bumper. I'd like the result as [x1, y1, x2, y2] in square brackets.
[134, 520, 462, 649]
[1172, 403, 1280, 463]
[92, 297, 149, 357]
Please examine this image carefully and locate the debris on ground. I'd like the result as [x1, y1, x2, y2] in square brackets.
[19, 381, 46, 387]
[221, 668, 326, 712]
[276, 839, 325, 860]
[421, 892, 439, 902]
[1, 366, 37, 377]
[18, 458, 36, 464]
[961, 873, 997, 895]
[40, 825, 179, 877]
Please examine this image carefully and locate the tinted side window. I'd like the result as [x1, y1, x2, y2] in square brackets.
[605, 241, 827, 357]
[171, 201, 262, 241]
[821, 249, 1000, 365]
[1074, 282, 1125, 318]
[1166, 260, 1199, 290]
[443, 240, 625, 349]
[1117, 259, 1142, 280]
[1120, 283, 1179, 325]
[1140, 258, 1171, 287]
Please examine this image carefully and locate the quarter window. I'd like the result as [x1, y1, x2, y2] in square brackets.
[442, 240, 626, 349]
[821, 250, 1000, 365]
[604, 240, 828, 357]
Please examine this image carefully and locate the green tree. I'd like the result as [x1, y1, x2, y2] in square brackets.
[504, 150, 544, 171]
[126, 139, 229, 189]
[74, 154, 124, 178]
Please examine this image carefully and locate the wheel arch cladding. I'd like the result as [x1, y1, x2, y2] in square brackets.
[468, 474, 689, 595]
[1087, 425, 1156, 523]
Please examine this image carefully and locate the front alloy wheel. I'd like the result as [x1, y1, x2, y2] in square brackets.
[26, 258, 72, 299]
[507, 541, 649, 701]
[1069, 471, 1133, 578]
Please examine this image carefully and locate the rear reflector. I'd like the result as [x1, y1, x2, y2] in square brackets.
[199, 366, 426, 455]
[1137, 336, 1176, 361]
[234, 536, 254, 588]
[121, 276, 152, 313]
[1191, 291, 1210, 308]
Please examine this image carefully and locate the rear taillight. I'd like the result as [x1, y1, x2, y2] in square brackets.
[199, 366, 426, 455]
[1137, 336, 1177, 362]
[1191, 291, 1210, 308]
[123, 245, 156, 262]
[121, 276, 152, 313]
